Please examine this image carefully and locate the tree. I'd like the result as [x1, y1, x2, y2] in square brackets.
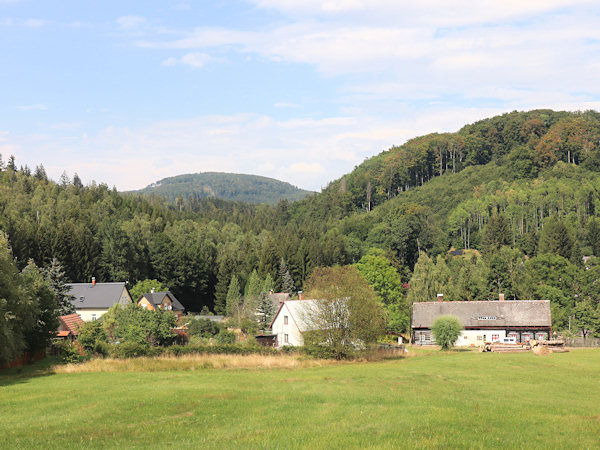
[482, 213, 512, 254]
[43, 257, 75, 315]
[279, 257, 295, 294]
[256, 291, 276, 331]
[102, 303, 176, 346]
[572, 300, 600, 340]
[431, 315, 462, 350]
[355, 248, 408, 333]
[187, 317, 221, 338]
[129, 279, 169, 303]
[225, 275, 242, 318]
[243, 269, 262, 316]
[303, 266, 385, 359]
[538, 215, 574, 260]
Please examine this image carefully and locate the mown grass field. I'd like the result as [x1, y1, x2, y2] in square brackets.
[1, 348, 599, 448]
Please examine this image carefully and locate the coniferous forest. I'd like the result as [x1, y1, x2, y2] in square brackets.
[2, 109, 600, 340]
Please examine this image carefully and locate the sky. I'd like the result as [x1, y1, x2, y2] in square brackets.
[1, 1, 599, 192]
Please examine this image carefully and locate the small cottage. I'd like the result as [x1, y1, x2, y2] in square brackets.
[138, 290, 185, 318]
[67, 279, 133, 321]
[412, 296, 552, 345]
[56, 313, 84, 341]
[270, 299, 317, 347]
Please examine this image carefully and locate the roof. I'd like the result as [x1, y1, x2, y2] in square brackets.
[194, 315, 224, 323]
[140, 291, 185, 311]
[412, 300, 552, 328]
[58, 313, 84, 335]
[268, 293, 291, 307]
[270, 299, 318, 331]
[57, 331, 71, 337]
[67, 282, 130, 309]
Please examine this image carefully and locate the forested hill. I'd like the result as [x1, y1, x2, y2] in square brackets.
[130, 172, 314, 205]
[2, 109, 600, 335]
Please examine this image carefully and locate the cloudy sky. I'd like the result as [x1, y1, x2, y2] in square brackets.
[1, 1, 599, 191]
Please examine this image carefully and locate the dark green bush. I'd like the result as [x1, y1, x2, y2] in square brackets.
[302, 344, 353, 360]
[187, 317, 221, 338]
[109, 342, 164, 359]
[215, 330, 236, 344]
[56, 341, 85, 364]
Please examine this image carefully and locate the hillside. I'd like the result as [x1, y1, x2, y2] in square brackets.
[2, 109, 600, 330]
[130, 172, 314, 205]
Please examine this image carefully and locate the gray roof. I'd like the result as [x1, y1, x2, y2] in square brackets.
[412, 300, 552, 328]
[67, 282, 131, 309]
[140, 291, 185, 312]
[194, 315, 225, 323]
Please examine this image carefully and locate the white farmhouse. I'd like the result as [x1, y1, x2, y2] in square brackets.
[270, 299, 317, 347]
[67, 279, 132, 321]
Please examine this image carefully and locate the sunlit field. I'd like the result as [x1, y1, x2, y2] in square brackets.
[1, 349, 599, 448]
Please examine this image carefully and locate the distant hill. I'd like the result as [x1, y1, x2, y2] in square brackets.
[130, 172, 314, 204]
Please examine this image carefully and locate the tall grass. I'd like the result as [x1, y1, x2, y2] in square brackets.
[53, 353, 338, 373]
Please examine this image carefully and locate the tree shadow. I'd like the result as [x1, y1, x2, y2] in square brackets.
[0, 357, 59, 388]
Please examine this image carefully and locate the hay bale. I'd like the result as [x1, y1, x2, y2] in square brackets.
[533, 345, 550, 356]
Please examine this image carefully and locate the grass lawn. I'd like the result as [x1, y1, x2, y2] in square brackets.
[1, 349, 599, 448]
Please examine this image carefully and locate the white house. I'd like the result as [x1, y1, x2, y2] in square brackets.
[67, 279, 133, 321]
[270, 299, 317, 347]
[412, 297, 552, 346]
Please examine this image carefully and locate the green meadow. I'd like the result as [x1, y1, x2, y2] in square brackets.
[1, 349, 599, 449]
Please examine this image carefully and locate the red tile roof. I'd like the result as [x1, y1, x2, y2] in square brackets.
[59, 314, 84, 335]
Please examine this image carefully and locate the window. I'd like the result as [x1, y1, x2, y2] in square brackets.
[284, 315, 288, 325]
[477, 335, 483, 341]
[492, 334, 499, 342]
[478, 316, 497, 320]
[284, 334, 289, 344]
[91, 314, 97, 321]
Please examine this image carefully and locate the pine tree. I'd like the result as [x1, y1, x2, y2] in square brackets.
[262, 273, 274, 294]
[279, 257, 295, 294]
[256, 291, 276, 331]
[226, 275, 242, 317]
[243, 269, 262, 316]
[43, 257, 75, 315]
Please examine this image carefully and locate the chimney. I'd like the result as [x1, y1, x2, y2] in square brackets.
[499, 293, 505, 302]
[151, 287, 155, 294]
[298, 291, 304, 300]
[91, 277, 96, 287]
[437, 293, 443, 302]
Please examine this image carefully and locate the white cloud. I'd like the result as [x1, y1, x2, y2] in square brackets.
[23, 18, 45, 27]
[18, 104, 47, 111]
[117, 15, 147, 30]
[162, 52, 217, 68]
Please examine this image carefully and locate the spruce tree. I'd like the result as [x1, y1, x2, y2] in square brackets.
[226, 275, 242, 317]
[279, 257, 295, 294]
[256, 291, 276, 331]
[43, 257, 75, 315]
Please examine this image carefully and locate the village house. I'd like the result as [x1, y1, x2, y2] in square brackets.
[67, 278, 133, 321]
[56, 313, 84, 341]
[138, 290, 185, 319]
[412, 294, 552, 346]
[270, 298, 317, 347]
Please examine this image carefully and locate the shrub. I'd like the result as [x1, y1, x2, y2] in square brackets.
[187, 317, 221, 338]
[56, 341, 85, 364]
[77, 321, 107, 354]
[431, 315, 462, 350]
[215, 330, 236, 344]
[109, 342, 164, 359]
[240, 318, 259, 335]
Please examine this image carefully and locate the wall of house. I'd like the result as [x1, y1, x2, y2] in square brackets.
[138, 298, 156, 311]
[76, 308, 109, 322]
[119, 288, 132, 305]
[271, 304, 305, 347]
[456, 329, 506, 347]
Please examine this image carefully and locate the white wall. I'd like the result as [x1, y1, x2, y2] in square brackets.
[456, 329, 506, 347]
[271, 303, 305, 347]
[76, 308, 109, 322]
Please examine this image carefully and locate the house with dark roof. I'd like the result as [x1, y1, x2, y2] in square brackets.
[412, 296, 552, 346]
[67, 279, 133, 321]
[138, 290, 185, 318]
[56, 313, 84, 340]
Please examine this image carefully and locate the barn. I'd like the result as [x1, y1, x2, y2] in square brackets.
[412, 298, 552, 346]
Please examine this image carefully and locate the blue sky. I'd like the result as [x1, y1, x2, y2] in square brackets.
[1, 0, 599, 191]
